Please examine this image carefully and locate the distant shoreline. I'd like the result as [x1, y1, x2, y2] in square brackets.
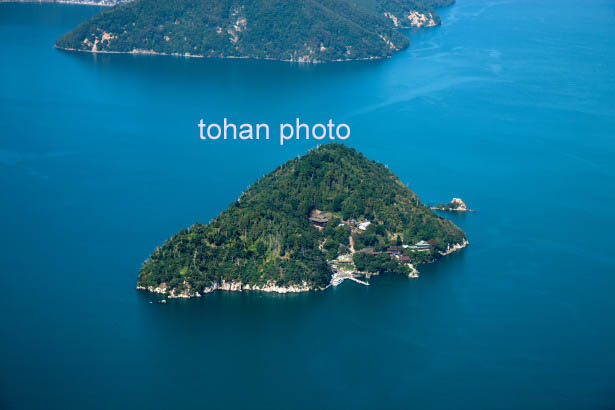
[1, 0, 112, 6]
[55, 45, 388, 64]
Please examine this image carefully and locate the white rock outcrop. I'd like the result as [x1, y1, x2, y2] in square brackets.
[406, 11, 437, 28]
[439, 238, 469, 256]
[138, 280, 314, 298]
[450, 197, 468, 211]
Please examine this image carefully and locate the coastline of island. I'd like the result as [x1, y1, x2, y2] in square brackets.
[1, 0, 115, 6]
[54, 45, 387, 64]
[136, 238, 469, 299]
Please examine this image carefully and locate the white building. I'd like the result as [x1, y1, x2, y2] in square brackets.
[358, 221, 371, 231]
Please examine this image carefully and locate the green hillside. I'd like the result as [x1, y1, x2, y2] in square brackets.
[56, 0, 454, 62]
[137, 144, 466, 297]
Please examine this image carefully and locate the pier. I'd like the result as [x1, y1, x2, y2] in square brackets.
[329, 263, 370, 287]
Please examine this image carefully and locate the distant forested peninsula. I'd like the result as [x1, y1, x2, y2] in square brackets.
[137, 144, 467, 298]
[55, 0, 454, 62]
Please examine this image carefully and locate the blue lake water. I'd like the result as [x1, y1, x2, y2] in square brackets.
[1, 1, 615, 409]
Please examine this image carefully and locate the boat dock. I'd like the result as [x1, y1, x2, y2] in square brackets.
[329, 263, 370, 287]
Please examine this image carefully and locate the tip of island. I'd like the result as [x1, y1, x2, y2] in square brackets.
[55, 0, 455, 63]
[137, 143, 468, 299]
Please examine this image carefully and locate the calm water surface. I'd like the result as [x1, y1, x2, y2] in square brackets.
[1, 1, 614, 409]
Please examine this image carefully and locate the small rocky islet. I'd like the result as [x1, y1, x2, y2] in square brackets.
[432, 197, 475, 212]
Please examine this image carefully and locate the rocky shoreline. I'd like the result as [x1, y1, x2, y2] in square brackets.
[137, 239, 468, 299]
[439, 238, 469, 256]
[137, 279, 320, 299]
[55, 45, 389, 64]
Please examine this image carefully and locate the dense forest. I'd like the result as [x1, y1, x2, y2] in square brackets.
[137, 144, 466, 296]
[56, 0, 454, 62]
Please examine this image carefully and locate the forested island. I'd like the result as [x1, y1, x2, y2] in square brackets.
[137, 144, 468, 298]
[55, 0, 454, 62]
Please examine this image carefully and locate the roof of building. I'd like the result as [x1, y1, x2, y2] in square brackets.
[309, 214, 330, 223]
